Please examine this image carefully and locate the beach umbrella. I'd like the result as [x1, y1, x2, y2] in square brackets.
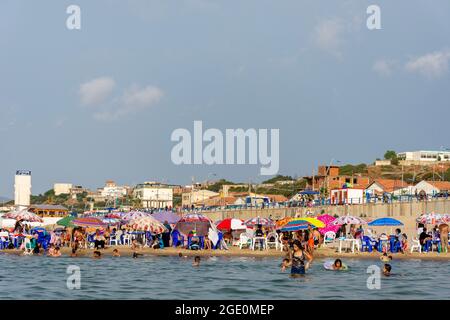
[3, 209, 44, 223]
[175, 213, 212, 236]
[417, 213, 450, 225]
[244, 217, 275, 228]
[276, 217, 293, 228]
[128, 216, 167, 234]
[121, 211, 151, 222]
[72, 217, 107, 228]
[331, 215, 367, 226]
[102, 218, 121, 225]
[317, 214, 340, 235]
[280, 220, 309, 232]
[291, 217, 326, 228]
[105, 212, 123, 219]
[57, 215, 75, 228]
[152, 211, 181, 224]
[216, 218, 246, 231]
[368, 218, 404, 227]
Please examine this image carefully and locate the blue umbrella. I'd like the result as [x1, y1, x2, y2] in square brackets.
[368, 218, 403, 226]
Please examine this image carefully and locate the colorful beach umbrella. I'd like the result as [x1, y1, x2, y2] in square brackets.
[151, 211, 181, 224]
[368, 218, 403, 227]
[128, 216, 167, 234]
[216, 218, 246, 231]
[105, 212, 123, 219]
[175, 213, 212, 236]
[291, 217, 326, 228]
[276, 217, 293, 228]
[72, 217, 106, 228]
[3, 209, 44, 223]
[317, 214, 340, 235]
[331, 215, 367, 226]
[280, 220, 309, 232]
[56, 215, 75, 228]
[244, 217, 275, 228]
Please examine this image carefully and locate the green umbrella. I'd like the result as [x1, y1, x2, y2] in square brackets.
[56, 215, 75, 228]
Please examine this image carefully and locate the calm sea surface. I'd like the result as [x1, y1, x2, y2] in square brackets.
[0, 253, 448, 299]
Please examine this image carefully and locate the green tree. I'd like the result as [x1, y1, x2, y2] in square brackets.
[384, 150, 397, 160]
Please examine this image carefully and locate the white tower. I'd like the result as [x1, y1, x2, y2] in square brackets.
[14, 170, 32, 209]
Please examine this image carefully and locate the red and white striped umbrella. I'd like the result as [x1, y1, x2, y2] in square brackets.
[244, 216, 275, 228]
[417, 213, 450, 225]
[128, 216, 167, 234]
[3, 209, 44, 223]
[331, 215, 367, 226]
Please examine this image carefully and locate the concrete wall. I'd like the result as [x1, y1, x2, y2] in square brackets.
[203, 199, 450, 240]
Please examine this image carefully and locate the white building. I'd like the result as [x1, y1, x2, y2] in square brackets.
[330, 188, 365, 205]
[100, 180, 128, 199]
[397, 150, 450, 163]
[413, 180, 450, 195]
[133, 182, 173, 209]
[54, 183, 73, 196]
[14, 170, 31, 208]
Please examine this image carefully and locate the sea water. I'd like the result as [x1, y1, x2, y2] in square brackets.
[0, 254, 448, 299]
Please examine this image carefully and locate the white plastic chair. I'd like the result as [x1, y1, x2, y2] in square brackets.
[266, 232, 278, 250]
[238, 234, 252, 249]
[123, 234, 132, 246]
[109, 234, 119, 246]
[410, 238, 421, 253]
[323, 231, 336, 247]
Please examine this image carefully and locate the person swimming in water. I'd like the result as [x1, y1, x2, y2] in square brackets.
[285, 240, 312, 277]
[332, 259, 343, 270]
[192, 256, 201, 267]
[383, 264, 392, 276]
[93, 251, 102, 259]
[112, 249, 120, 257]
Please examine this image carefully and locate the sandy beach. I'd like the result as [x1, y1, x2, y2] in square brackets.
[3, 246, 449, 260]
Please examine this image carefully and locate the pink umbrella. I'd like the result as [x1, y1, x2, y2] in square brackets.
[317, 214, 340, 235]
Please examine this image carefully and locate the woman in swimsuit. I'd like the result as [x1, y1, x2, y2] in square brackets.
[287, 240, 313, 277]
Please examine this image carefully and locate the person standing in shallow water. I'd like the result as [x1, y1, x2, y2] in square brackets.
[284, 240, 313, 277]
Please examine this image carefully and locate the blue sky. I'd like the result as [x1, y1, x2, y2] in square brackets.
[1, 0, 450, 196]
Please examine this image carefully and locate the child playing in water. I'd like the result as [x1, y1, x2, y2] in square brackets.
[70, 248, 78, 257]
[281, 258, 290, 272]
[383, 264, 392, 276]
[112, 249, 120, 257]
[93, 251, 102, 259]
[332, 259, 344, 270]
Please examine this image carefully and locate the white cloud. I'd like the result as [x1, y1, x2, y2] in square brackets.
[405, 50, 450, 78]
[93, 85, 164, 121]
[373, 59, 395, 76]
[79, 77, 116, 106]
[314, 18, 345, 56]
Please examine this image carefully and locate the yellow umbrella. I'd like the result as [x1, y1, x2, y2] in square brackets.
[290, 217, 325, 228]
